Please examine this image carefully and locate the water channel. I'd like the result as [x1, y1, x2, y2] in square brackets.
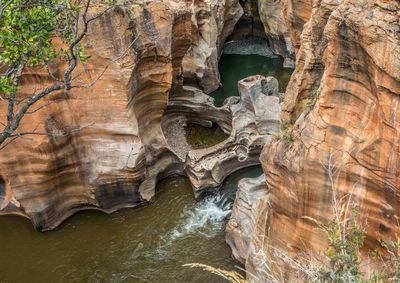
[0, 166, 263, 282]
[0, 39, 293, 282]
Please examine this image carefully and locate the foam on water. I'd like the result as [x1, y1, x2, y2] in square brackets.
[145, 193, 233, 266]
[169, 195, 232, 240]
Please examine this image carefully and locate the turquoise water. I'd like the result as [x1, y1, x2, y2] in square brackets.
[210, 54, 293, 107]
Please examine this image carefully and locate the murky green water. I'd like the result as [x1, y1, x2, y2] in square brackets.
[0, 166, 263, 283]
[210, 54, 293, 107]
[185, 53, 293, 150]
[185, 123, 229, 149]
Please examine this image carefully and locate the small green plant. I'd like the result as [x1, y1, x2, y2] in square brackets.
[140, 1, 147, 9]
[303, 204, 367, 282]
[272, 122, 294, 147]
[264, 151, 400, 283]
[311, 87, 318, 106]
[303, 207, 400, 283]
[299, 87, 318, 113]
[187, 156, 400, 283]
[301, 98, 311, 111]
[371, 237, 400, 282]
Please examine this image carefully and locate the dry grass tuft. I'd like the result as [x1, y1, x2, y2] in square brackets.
[183, 263, 246, 283]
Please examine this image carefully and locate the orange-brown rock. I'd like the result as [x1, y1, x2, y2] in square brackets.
[0, 0, 242, 230]
[258, 0, 295, 67]
[256, 0, 400, 279]
[281, 0, 314, 53]
[259, 0, 314, 66]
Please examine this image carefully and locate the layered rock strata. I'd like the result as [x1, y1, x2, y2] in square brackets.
[228, 0, 296, 68]
[258, 0, 295, 68]
[241, 0, 400, 279]
[0, 0, 287, 231]
[0, 0, 246, 230]
[229, 0, 266, 40]
[183, 75, 282, 197]
[225, 174, 268, 265]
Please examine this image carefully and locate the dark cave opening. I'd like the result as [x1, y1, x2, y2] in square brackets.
[228, 0, 267, 41]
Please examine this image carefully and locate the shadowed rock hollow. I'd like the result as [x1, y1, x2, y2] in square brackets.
[0, 0, 284, 231]
[0, 0, 243, 230]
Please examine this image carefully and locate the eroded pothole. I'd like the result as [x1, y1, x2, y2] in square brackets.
[185, 122, 230, 150]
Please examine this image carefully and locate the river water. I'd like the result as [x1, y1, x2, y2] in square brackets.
[0, 43, 292, 282]
[210, 54, 292, 107]
[0, 166, 263, 283]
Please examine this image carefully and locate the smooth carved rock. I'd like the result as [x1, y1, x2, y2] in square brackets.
[0, 6, 143, 230]
[226, 174, 273, 282]
[0, 0, 286, 231]
[281, 0, 314, 53]
[183, 75, 282, 197]
[0, 0, 243, 230]
[182, 0, 243, 93]
[258, 0, 295, 68]
[229, 0, 267, 40]
[257, 0, 400, 278]
[225, 174, 268, 264]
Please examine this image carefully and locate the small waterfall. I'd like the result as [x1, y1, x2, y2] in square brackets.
[169, 194, 232, 241]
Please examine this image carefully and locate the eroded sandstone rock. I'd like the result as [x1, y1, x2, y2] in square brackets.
[258, 0, 295, 68]
[0, 0, 289, 231]
[0, 0, 243, 230]
[225, 174, 268, 264]
[182, 0, 243, 93]
[257, 0, 400, 278]
[184, 75, 282, 197]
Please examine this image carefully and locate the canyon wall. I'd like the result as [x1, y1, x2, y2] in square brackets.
[231, 0, 400, 280]
[233, 0, 296, 68]
[0, 0, 243, 230]
[2, 2, 398, 282]
[258, 0, 295, 68]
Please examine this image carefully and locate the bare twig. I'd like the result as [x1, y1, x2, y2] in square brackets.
[71, 36, 138, 88]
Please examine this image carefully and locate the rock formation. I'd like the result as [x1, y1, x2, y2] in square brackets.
[227, 0, 400, 280]
[0, 0, 288, 231]
[183, 75, 282, 197]
[0, 0, 244, 230]
[258, 0, 295, 68]
[228, 0, 296, 68]
[225, 174, 268, 264]
[3, 1, 397, 282]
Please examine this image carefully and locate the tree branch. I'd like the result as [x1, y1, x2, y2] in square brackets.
[0, 0, 137, 149]
[71, 36, 138, 88]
